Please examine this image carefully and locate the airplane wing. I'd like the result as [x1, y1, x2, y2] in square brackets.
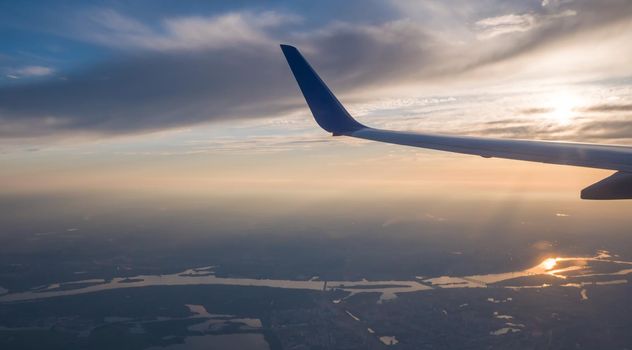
[280, 44, 632, 200]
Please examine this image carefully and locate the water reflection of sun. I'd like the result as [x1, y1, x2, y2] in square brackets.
[542, 257, 557, 270]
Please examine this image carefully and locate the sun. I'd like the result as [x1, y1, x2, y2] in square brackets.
[548, 92, 579, 125]
[541, 258, 557, 270]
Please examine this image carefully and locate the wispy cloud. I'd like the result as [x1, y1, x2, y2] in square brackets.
[580, 104, 632, 112]
[475, 8, 579, 40]
[475, 14, 538, 40]
[84, 9, 299, 51]
[520, 108, 554, 115]
[541, 0, 574, 8]
[468, 115, 632, 144]
[6, 65, 54, 79]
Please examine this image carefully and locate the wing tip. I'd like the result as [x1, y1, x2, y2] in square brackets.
[280, 43, 366, 135]
[280, 44, 297, 53]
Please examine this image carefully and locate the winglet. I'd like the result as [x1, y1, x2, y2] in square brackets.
[280, 44, 366, 135]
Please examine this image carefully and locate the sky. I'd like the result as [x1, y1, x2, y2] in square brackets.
[1, 0, 632, 206]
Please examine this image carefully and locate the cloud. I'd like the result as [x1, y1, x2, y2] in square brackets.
[0, 48, 299, 138]
[474, 9, 582, 40]
[0, 15, 445, 139]
[470, 121, 570, 140]
[6, 66, 54, 79]
[299, 20, 441, 88]
[520, 108, 553, 115]
[83, 9, 298, 51]
[181, 134, 334, 154]
[576, 119, 632, 141]
[475, 14, 538, 40]
[580, 104, 632, 112]
[468, 115, 632, 143]
[0, 2, 631, 140]
[541, 0, 574, 8]
[465, 0, 631, 75]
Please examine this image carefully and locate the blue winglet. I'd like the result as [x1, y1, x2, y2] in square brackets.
[280, 44, 366, 135]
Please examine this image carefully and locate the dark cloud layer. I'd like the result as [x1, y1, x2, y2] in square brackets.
[0, 0, 631, 139]
[0, 21, 442, 138]
[0, 48, 300, 137]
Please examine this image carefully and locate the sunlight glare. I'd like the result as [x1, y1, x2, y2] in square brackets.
[548, 92, 579, 125]
[542, 257, 557, 270]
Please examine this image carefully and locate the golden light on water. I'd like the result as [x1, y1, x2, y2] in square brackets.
[542, 257, 558, 270]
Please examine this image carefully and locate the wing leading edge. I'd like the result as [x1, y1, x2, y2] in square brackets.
[280, 44, 632, 200]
